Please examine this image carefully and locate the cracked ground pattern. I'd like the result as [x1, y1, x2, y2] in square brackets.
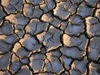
[0, 0, 100, 75]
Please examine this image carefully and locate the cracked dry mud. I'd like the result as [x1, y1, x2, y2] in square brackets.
[0, 0, 100, 75]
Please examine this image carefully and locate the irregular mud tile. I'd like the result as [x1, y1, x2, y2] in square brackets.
[20, 57, 29, 65]
[77, 2, 93, 18]
[70, 69, 81, 75]
[60, 21, 68, 30]
[0, 40, 12, 53]
[63, 34, 88, 51]
[3, 34, 18, 45]
[60, 55, 72, 70]
[95, 9, 100, 21]
[1, 0, 24, 14]
[19, 34, 41, 51]
[41, 13, 61, 27]
[0, 52, 11, 69]
[71, 0, 82, 4]
[35, 73, 55, 75]
[30, 53, 45, 72]
[5, 13, 29, 29]
[26, 0, 44, 5]
[25, 19, 48, 35]
[23, 4, 35, 18]
[72, 57, 88, 74]
[15, 30, 25, 38]
[43, 26, 62, 51]
[61, 71, 70, 75]
[53, 1, 71, 20]
[15, 66, 31, 75]
[88, 37, 100, 61]
[40, 0, 55, 12]
[13, 43, 29, 58]
[89, 62, 100, 75]
[85, 0, 99, 7]
[0, 21, 13, 35]
[0, 71, 10, 75]
[85, 17, 100, 37]
[10, 54, 21, 73]
[45, 53, 63, 74]
[60, 47, 84, 59]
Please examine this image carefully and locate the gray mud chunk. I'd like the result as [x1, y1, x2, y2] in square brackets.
[60, 56, 72, 70]
[20, 34, 41, 51]
[26, 0, 44, 5]
[20, 58, 29, 64]
[44, 53, 63, 74]
[71, 0, 82, 4]
[13, 43, 29, 58]
[15, 66, 31, 75]
[30, 53, 45, 72]
[77, 2, 93, 18]
[0, 21, 12, 35]
[72, 57, 88, 74]
[40, 0, 55, 12]
[85, 0, 99, 7]
[60, 47, 84, 59]
[15, 30, 25, 38]
[71, 69, 82, 75]
[1, 0, 23, 14]
[60, 21, 68, 30]
[25, 19, 48, 35]
[86, 17, 100, 37]
[88, 37, 100, 61]
[41, 12, 61, 27]
[0, 52, 11, 69]
[37, 26, 62, 51]
[5, 13, 29, 29]
[53, 1, 71, 20]
[63, 34, 87, 51]
[23, 4, 42, 18]
[89, 62, 100, 75]
[0, 39, 12, 53]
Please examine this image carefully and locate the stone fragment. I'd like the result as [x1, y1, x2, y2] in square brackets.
[20, 34, 41, 51]
[63, 34, 87, 51]
[26, 0, 44, 5]
[5, 13, 29, 29]
[25, 19, 48, 35]
[60, 47, 84, 59]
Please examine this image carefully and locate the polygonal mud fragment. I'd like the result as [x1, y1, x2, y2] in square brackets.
[5, 13, 29, 29]
[60, 55, 72, 70]
[53, 1, 71, 20]
[20, 34, 41, 51]
[63, 34, 88, 51]
[0, 52, 11, 69]
[40, 0, 55, 12]
[15, 66, 31, 75]
[71, 57, 88, 74]
[37, 26, 62, 51]
[71, 0, 82, 4]
[88, 37, 100, 61]
[85, 17, 100, 37]
[41, 12, 61, 27]
[60, 47, 84, 59]
[70, 69, 82, 75]
[89, 62, 100, 75]
[30, 53, 45, 72]
[0, 21, 12, 35]
[25, 19, 48, 35]
[15, 30, 25, 38]
[44, 53, 63, 74]
[85, 0, 99, 7]
[60, 21, 68, 30]
[23, 4, 42, 18]
[77, 2, 93, 18]
[10, 54, 22, 73]
[0, 40, 12, 54]
[20, 57, 29, 65]
[13, 43, 29, 58]
[26, 0, 44, 5]
[1, 0, 24, 14]
[35, 73, 55, 75]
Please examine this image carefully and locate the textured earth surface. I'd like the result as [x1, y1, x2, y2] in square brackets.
[0, 0, 100, 75]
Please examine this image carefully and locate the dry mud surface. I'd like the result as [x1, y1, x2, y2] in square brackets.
[0, 0, 100, 75]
